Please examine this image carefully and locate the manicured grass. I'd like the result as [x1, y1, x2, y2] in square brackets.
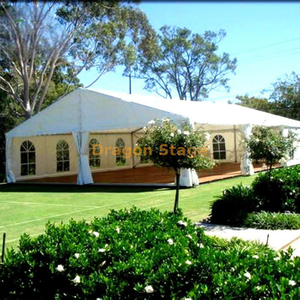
[0, 175, 257, 249]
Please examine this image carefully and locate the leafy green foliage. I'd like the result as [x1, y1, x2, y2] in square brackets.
[138, 119, 214, 172]
[137, 118, 214, 212]
[210, 184, 256, 226]
[135, 26, 237, 100]
[252, 166, 300, 213]
[210, 165, 300, 228]
[0, 207, 299, 299]
[245, 126, 296, 170]
[244, 211, 300, 230]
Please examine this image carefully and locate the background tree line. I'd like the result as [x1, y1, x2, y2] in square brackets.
[1, 0, 299, 180]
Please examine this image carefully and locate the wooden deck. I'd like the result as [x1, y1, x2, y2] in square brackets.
[26, 162, 273, 185]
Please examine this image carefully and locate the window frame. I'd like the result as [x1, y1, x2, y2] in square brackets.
[89, 138, 101, 169]
[20, 140, 36, 176]
[212, 134, 226, 160]
[56, 140, 70, 172]
[115, 138, 126, 166]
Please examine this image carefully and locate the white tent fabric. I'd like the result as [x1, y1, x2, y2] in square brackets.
[6, 88, 300, 185]
[5, 136, 15, 183]
[72, 132, 93, 185]
[240, 124, 254, 176]
[179, 168, 199, 187]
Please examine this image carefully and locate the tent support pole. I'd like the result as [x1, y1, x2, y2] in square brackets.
[130, 128, 143, 168]
[234, 125, 237, 163]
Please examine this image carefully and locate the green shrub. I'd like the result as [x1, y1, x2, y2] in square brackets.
[252, 166, 300, 213]
[210, 184, 257, 226]
[244, 211, 300, 230]
[1, 207, 299, 299]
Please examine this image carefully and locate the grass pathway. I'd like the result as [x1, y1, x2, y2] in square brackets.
[0, 175, 257, 249]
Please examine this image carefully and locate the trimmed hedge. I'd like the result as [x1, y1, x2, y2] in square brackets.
[244, 212, 300, 230]
[0, 207, 299, 299]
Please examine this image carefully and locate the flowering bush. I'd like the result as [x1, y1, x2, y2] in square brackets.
[0, 207, 299, 299]
[245, 126, 296, 171]
[138, 118, 214, 212]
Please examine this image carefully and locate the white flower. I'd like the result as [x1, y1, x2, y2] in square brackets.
[56, 264, 64, 272]
[289, 280, 296, 286]
[186, 260, 192, 265]
[148, 120, 155, 125]
[256, 286, 261, 291]
[145, 285, 154, 293]
[170, 132, 174, 137]
[167, 238, 174, 245]
[187, 234, 192, 239]
[105, 244, 109, 248]
[178, 220, 187, 227]
[162, 117, 170, 122]
[274, 257, 280, 261]
[116, 227, 120, 234]
[92, 231, 99, 238]
[88, 229, 92, 234]
[72, 275, 81, 284]
[101, 260, 106, 266]
[98, 248, 105, 253]
[253, 255, 259, 259]
[205, 133, 210, 141]
[183, 131, 190, 136]
[74, 253, 80, 259]
[184, 298, 192, 300]
[255, 138, 260, 142]
[143, 126, 147, 132]
[177, 129, 182, 134]
[197, 243, 204, 248]
[244, 272, 251, 280]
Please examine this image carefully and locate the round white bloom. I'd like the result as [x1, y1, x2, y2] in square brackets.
[187, 234, 192, 239]
[255, 138, 260, 142]
[105, 244, 109, 248]
[72, 275, 81, 284]
[178, 220, 187, 227]
[186, 260, 192, 265]
[148, 120, 155, 125]
[253, 255, 259, 259]
[205, 133, 210, 141]
[244, 272, 251, 280]
[197, 243, 204, 248]
[145, 285, 154, 293]
[289, 280, 296, 286]
[184, 298, 192, 300]
[116, 227, 120, 234]
[274, 257, 280, 261]
[92, 231, 99, 238]
[170, 132, 174, 137]
[177, 129, 182, 134]
[167, 238, 174, 245]
[56, 264, 64, 272]
[183, 131, 190, 136]
[256, 286, 261, 291]
[88, 229, 92, 234]
[101, 260, 106, 266]
[98, 248, 105, 253]
[74, 253, 80, 259]
[162, 117, 170, 122]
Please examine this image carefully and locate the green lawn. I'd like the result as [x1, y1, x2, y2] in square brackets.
[0, 175, 257, 249]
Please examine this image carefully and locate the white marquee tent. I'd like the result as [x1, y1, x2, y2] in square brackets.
[6, 88, 300, 185]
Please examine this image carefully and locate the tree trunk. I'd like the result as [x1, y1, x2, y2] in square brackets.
[173, 170, 181, 214]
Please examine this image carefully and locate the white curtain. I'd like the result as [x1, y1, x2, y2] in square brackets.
[5, 136, 16, 183]
[72, 132, 93, 185]
[179, 168, 199, 187]
[240, 124, 254, 176]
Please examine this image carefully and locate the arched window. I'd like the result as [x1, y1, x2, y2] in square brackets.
[56, 140, 70, 172]
[213, 135, 226, 160]
[116, 138, 126, 166]
[20, 140, 36, 176]
[89, 139, 101, 169]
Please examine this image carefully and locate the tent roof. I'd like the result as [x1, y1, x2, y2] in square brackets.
[7, 88, 300, 138]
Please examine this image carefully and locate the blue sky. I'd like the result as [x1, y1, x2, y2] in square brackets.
[78, 2, 300, 103]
